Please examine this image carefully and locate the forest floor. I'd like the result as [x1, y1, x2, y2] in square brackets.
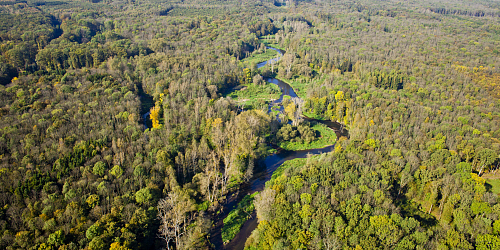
[277, 123, 337, 151]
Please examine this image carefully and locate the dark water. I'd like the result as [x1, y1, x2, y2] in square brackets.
[256, 47, 285, 68]
[215, 143, 337, 250]
[223, 125, 345, 250]
[212, 47, 348, 250]
[265, 77, 298, 103]
[138, 82, 154, 130]
[143, 111, 151, 129]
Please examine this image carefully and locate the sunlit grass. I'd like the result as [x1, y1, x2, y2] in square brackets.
[486, 178, 500, 194]
[226, 84, 280, 110]
[259, 39, 286, 50]
[222, 192, 258, 244]
[277, 123, 337, 151]
[280, 75, 325, 99]
[241, 47, 281, 68]
[270, 158, 308, 182]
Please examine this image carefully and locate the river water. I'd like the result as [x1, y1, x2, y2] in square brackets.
[213, 46, 348, 250]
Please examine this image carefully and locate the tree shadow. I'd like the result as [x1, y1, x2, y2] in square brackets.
[396, 196, 438, 228]
[485, 181, 493, 193]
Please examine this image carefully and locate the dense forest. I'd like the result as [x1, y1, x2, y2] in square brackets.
[1, 0, 500, 249]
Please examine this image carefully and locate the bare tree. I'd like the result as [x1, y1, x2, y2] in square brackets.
[254, 188, 276, 222]
[157, 188, 196, 250]
[323, 233, 342, 250]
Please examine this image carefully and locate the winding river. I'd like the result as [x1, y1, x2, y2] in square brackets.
[212, 47, 348, 250]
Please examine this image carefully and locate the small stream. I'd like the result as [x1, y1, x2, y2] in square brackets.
[212, 46, 348, 250]
[137, 82, 154, 130]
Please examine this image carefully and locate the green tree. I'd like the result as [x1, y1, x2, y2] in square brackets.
[110, 165, 123, 178]
[93, 161, 106, 176]
[476, 234, 500, 250]
[135, 188, 153, 205]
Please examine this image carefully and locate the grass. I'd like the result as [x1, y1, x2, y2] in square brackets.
[270, 158, 309, 182]
[270, 104, 281, 117]
[259, 39, 286, 50]
[280, 75, 325, 99]
[302, 111, 328, 121]
[240, 47, 281, 68]
[487, 179, 500, 194]
[277, 123, 337, 151]
[483, 173, 500, 194]
[222, 192, 258, 244]
[225, 84, 280, 109]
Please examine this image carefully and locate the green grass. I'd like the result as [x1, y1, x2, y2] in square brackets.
[277, 123, 337, 151]
[270, 105, 281, 117]
[302, 111, 328, 121]
[270, 158, 309, 182]
[226, 84, 280, 109]
[222, 192, 258, 244]
[486, 179, 500, 194]
[240, 48, 281, 68]
[280, 75, 325, 98]
[259, 39, 286, 50]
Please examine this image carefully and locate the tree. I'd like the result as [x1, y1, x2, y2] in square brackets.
[110, 165, 123, 178]
[93, 161, 106, 176]
[135, 187, 153, 205]
[475, 148, 496, 176]
[369, 215, 401, 246]
[157, 188, 196, 250]
[476, 234, 500, 250]
[254, 188, 276, 222]
[150, 105, 161, 129]
[110, 242, 132, 250]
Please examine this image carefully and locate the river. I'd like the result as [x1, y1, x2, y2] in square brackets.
[212, 46, 348, 250]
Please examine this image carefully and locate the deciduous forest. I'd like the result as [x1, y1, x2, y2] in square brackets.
[1, 0, 500, 249]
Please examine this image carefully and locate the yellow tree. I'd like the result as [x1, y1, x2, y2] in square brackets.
[334, 91, 344, 102]
[150, 105, 161, 129]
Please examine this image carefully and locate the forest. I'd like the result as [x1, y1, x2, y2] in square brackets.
[1, 0, 500, 249]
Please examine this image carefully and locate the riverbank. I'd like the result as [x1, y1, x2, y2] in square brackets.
[212, 44, 347, 250]
[221, 192, 258, 244]
[241, 47, 282, 68]
[211, 43, 347, 249]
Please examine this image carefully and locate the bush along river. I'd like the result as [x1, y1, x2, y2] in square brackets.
[211, 46, 348, 250]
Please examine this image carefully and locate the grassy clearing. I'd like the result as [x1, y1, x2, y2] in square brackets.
[277, 123, 336, 151]
[241, 48, 281, 68]
[483, 173, 500, 194]
[222, 192, 258, 244]
[487, 179, 500, 194]
[269, 154, 323, 184]
[280, 75, 325, 98]
[259, 39, 286, 50]
[226, 84, 280, 109]
[302, 111, 328, 120]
